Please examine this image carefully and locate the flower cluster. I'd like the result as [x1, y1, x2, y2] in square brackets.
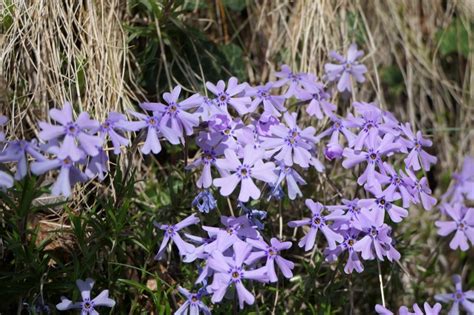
[435, 156, 474, 251]
[154, 212, 294, 311]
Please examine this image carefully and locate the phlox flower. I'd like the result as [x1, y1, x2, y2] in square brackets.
[403, 170, 437, 211]
[441, 156, 474, 204]
[239, 202, 267, 230]
[272, 162, 307, 200]
[326, 199, 364, 230]
[324, 43, 368, 92]
[0, 115, 7, 142]
[0, 169, 13, 189]
[294, 82, 336, 119]
[324, 229, 364, 274]
[213, 145, 277, 202]
[0, 139, 43, 180]
[154, 214, 200, 260]
[261, 112, 323, 170]
[435, 203, 474, 251]
[186, 141, 226, 189]
[38, 102, 102, 160]
[273, 65, 316, 97]
[175, 286, 211, 315]
[207, 240, 268, 309]
[360, 185, 409, 223]
[85, 148, 109, 181]
[288, 199, 344, 251]
[140, 86, 201, 140]
[342, 132, 401, 189]
[99, 112, 130, 154]
[56, 278, 115, 314]
[316, 115, 356, 160]
[192, 190, 217, 214]
[353, 209, 396, 261]
[206, 77, 251, 116]
[401, 123, 437, 171]
[435, 274, 474, 315]
[245, 237, 294, 282]
[246, 83, 286, 117]
[30, 146, 87, 197]
[118, 110, 180, 154]
[376, 162, 414, 208]
[375, 302, 442, 315]
[255, 115, 280, 137]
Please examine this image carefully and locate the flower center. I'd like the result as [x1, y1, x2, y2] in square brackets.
[168, 104, 178, 113]
[191, 295, 198, 303]
[370, 228, 378, 237]
[238, 165, 251, 178]
[166, 226, 175, 236]
[65, 122, 79, 136]
[82, 299, 94, 312]
[218, 93, 229, 105]
[348, 239, 355, 246]
[147, 116, 158, 126]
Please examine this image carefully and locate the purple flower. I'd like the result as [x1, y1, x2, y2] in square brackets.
[0, 169, 13, 189]
[342, 132, 401, 189]
[377, 162, 414, 208]
[261, 112, 322, 170]
[239, 202, 267, 230]
[375, 302, 442, 315]
[442, 156, 474, 204]
[175, 286, 211, 315]
[245, 237, 294, 282]
[326, 199, 364, 230]
[435, 274, 474, 315]
[273, 65, 315, 97]
[140, 86, 201, 139]
[255, 115, 280, 137]
[99, 112, 130, 154]
[154, 214, 200, 260]
[0, 139, 43, 180]
[315, 115, 356, 150]
[118, 110, 180, 155]
[324, 43, 368, 92]
[246, 83, 286, 117]
[295, 82, 336, 119]
[353, 209, 395, 261]
[56, 278, 115, 314]
[186, 142, 225, 189]
[30, 146, 87, 197]
[324, 229, 364, 274]
[435, 203, 474, 251]
[207, 240, 268, 309]
[85, 148, 109, 181]
[404, 170, 437, 211]
[288, 199, 344, 250]
[192, 190, 217, 214]
[206, 77, 251, 116]
[360, 185, 409, 223]
[38, 102, 102, 160]
[213, 145, 277, 202]
[401, 123, 437, 171]
[273, 163, 307, 200]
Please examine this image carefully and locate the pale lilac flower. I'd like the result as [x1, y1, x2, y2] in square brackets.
[195, 96, 217, 122]
[376, 303, 442, 315]
[326, 199, 364, 230]
[353, 209, 394, 261]
[118, 111, 180, 154]
[213, 145, 277, 202]
[324, 229, 364, 274]
[288, 199, 344, 250]
[30, 146, 87, 197]
[56, 278, 115, 314]
[435, 274, 474, 315]
[324, 43, 368, 92]
[203, 215, 259, 252]
[206, 77, 251, 116]
[315, 115, 356, 150]
[99, 112, 130, 154]
[255, 115, 280, 137]
[261, 112, 322, 170]
[403, 170, 437, 211]
[0, 169, 13, 189]
[360, 185, 409, 223]
[207, 240, 268, 309]
[273, 163, 307, 200]
[192, 190, 217, 214]
[85, 148, 109, 181]
[273, 65, 315, 97]
[38, 102, 102, 160]
[239, 202, 267, 230]
[175, 286, 211, 315]
[377, 162, 414, 208]
[186, 142, 226, 189]
[0, 139, 43, 180]
[435, 203, 474, 251]
[342, 132, 401, 189]
[401, 123, 437, 171]
[246, 83, 286, 117]
[295, 82, 336, 119]
[140, 86, 201, 139]
[245, 238, 294, 282]
[347, 104, 399, 151]
[154, 214, 200, 260]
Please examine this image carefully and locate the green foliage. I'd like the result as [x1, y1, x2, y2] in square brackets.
[436, 18, 471, 57]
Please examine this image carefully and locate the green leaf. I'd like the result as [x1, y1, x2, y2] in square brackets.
[436, 18, 471, 57]
[219, 43, 247, 80]
[222, 0, 247, 12]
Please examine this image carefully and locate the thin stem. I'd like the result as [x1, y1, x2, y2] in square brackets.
[377, 259, 386, 307]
